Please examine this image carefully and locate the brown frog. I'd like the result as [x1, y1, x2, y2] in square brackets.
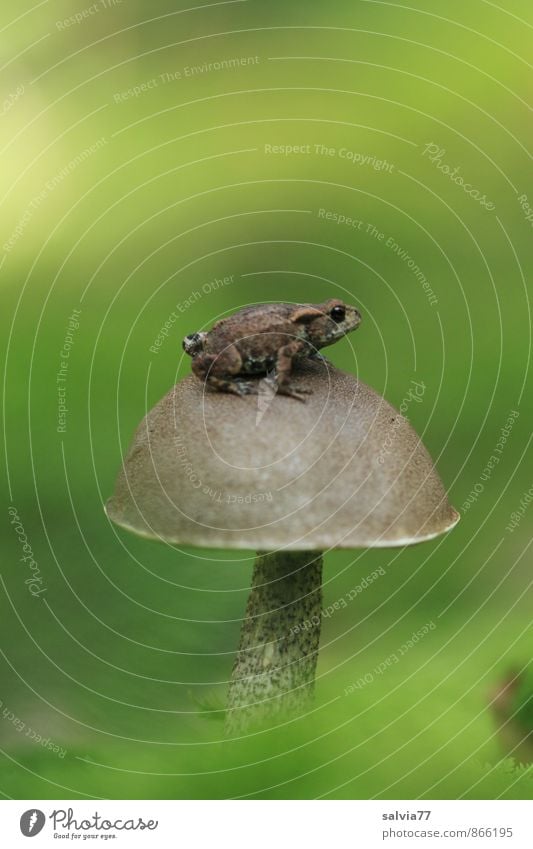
[183, 298, 361, 401]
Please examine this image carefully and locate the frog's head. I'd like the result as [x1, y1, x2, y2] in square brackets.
[291, 299, 361, 350]
[182, 331, 207, 357]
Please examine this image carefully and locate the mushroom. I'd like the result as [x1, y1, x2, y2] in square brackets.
[106, 357, 459, 734]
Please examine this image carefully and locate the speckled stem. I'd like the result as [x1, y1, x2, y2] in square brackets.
[225, 550, 323, 735]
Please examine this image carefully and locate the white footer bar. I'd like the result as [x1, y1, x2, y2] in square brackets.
[1, 800, 531, 848]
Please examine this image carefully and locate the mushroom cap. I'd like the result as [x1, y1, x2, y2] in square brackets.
[106, 360, 459, 550]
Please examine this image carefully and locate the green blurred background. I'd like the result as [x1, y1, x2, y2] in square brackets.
[1, 0, 532, 799]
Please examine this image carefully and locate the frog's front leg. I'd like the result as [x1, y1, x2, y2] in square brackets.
[271, 340, 313, 401]
[191, 344, 257, 397]
[310, 350, 330, 364]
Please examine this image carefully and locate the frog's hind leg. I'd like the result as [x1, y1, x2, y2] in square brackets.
[192, 345, 257, 397]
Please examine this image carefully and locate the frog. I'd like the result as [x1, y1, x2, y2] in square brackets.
[182, 298, 361, 401]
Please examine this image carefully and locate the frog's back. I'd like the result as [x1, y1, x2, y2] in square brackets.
[211, 303, 296, 338]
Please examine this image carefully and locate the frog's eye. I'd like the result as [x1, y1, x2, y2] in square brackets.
[330, 305, 346, 323]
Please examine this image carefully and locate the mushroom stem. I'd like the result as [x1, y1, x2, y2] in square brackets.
[225, 550, 323, 735]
